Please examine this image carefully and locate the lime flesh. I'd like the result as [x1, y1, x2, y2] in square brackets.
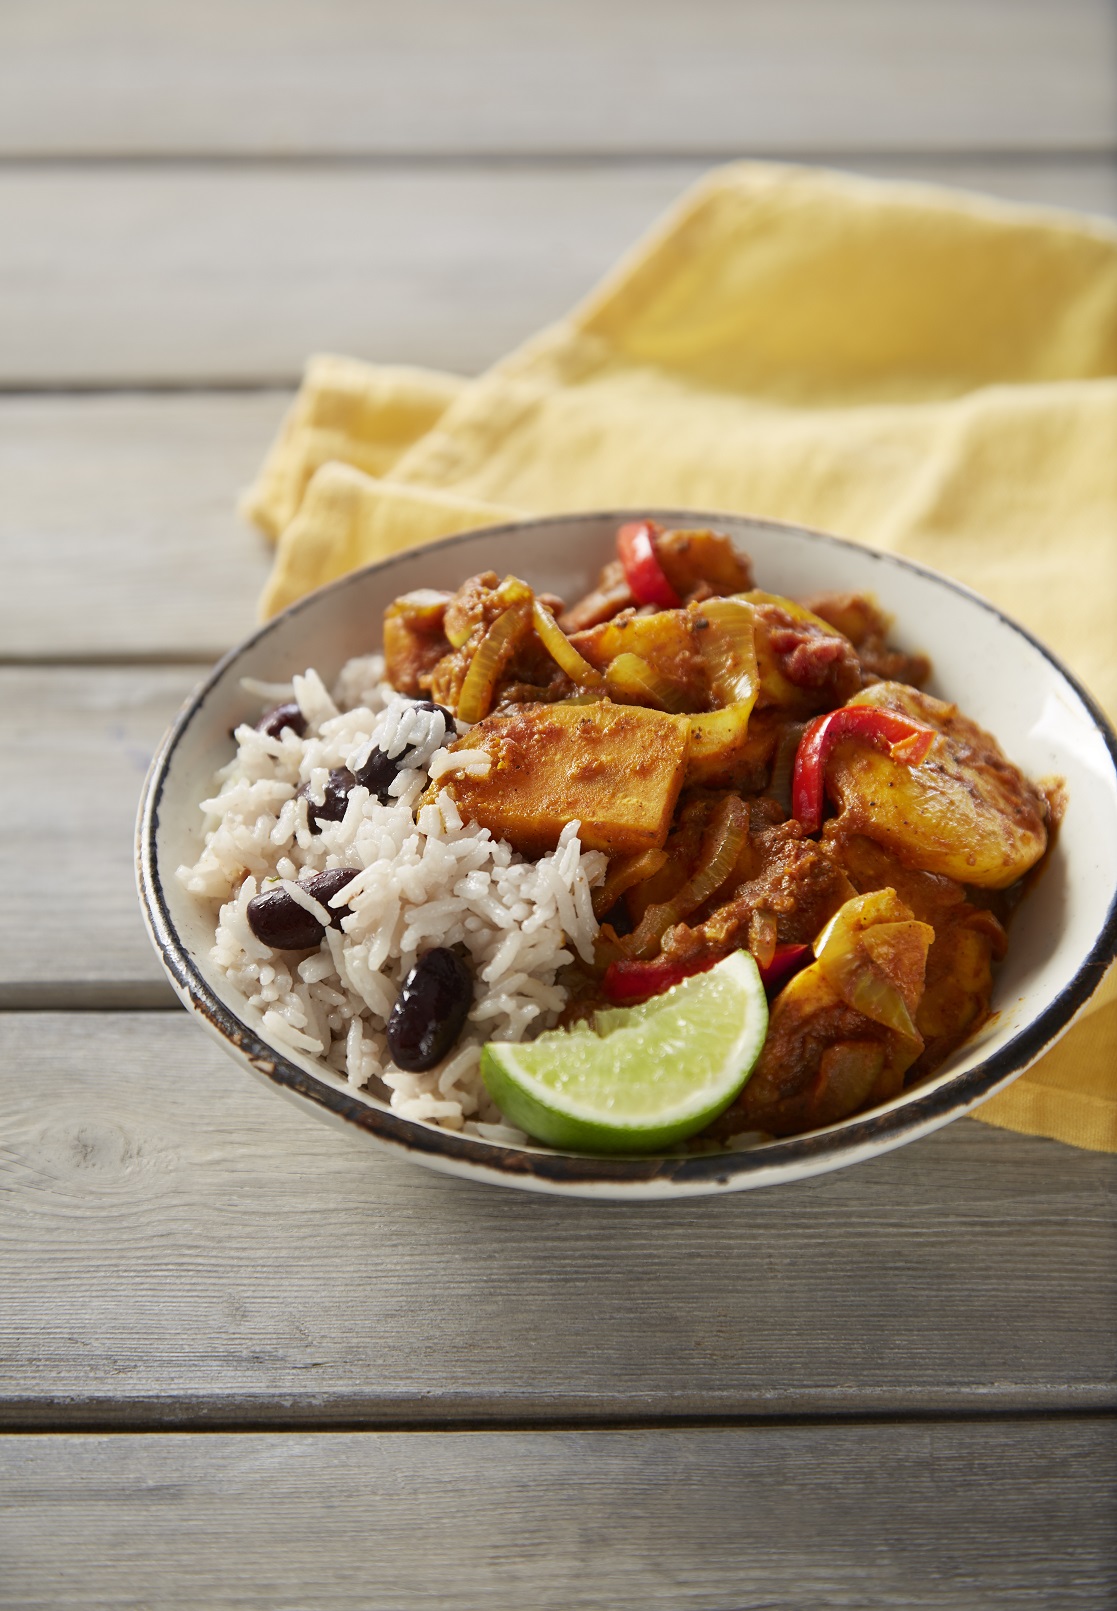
[480, 951, 769, 1154]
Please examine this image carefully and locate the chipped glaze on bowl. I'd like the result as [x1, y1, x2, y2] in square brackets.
[137, 511, 1117, 1199]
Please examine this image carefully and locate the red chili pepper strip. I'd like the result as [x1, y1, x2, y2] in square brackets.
[616, 521, 682, 609]
[758, 943, 811, 995]
[605, 942, 811, 1007]
[602, 953, 718, 1005]
[792, 707, 937, 834]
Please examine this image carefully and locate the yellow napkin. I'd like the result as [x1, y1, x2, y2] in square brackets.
[244, 161, 1117, 1153]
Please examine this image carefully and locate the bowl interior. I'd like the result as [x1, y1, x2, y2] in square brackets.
[142, 511, 1117, 1196]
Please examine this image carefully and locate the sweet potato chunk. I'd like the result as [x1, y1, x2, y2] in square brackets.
[443, 701, 691, 856]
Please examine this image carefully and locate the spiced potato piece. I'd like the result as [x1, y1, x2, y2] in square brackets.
[826, 683, 1048, 889]
[442, 701, 690, 857]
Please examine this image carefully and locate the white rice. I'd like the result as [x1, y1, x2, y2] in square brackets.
[176, 656, 607, 1139]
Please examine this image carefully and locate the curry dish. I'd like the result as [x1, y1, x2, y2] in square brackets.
[380, 520, 1057, 1141]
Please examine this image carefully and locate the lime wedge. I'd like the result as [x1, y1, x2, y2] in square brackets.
[481, 951, 768, 1154]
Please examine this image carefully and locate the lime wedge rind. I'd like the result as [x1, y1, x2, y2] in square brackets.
[481, 951, 768, 1154]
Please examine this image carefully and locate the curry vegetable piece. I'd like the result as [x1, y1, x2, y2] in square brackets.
[825, 683, 1049, 888]
[724, 888, 934, 1136]
[440, 700, 692, 857]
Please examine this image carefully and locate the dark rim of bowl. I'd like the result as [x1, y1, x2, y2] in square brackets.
[138, 509, 1117, 1192]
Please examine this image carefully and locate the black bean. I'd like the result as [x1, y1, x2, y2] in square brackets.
[352, 702, 454, 801]
[246, 867, 359, 950]
[386, 948, 475, 1072]
[412, 699, 456, 728]
[256, 701, 307, 740]
[305, 867, 361, 925]
[353, 746, 401, 802]
[300, 767, 355, 833]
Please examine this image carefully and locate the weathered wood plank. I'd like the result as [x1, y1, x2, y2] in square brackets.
[0, 669, 195, 1005]
[0, 164, 708, 387]
[0, 0, 1113, 157]
[0, 394, 276, 660]
[2, 1424, 1115, 1609]
[1, 1011, 1114, 1424]
[1, 159, 1113, 389]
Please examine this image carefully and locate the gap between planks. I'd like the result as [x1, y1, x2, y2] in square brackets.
[3, 1402, 1114, 1438]
[2, 147, 1115, 169]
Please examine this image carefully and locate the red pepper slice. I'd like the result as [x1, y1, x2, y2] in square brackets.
[759, 943, 811, 994]
[602, 953, 717, 1005]
[603, 943, 811, 1006]
[616, 521, 682, 609]
[791, 706, 937, 834]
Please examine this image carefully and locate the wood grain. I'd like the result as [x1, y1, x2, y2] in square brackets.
[1, 159, 1113, 389]
[0, 394, 276, 660]
[0, 669, 196, 1005]
[1, 0, 1113, 157]
[2, 1423, 1115, 1609]
[1, 1011, 1114, 1426]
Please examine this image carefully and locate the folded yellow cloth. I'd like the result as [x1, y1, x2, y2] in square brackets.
[244, 161, 1117, 1153]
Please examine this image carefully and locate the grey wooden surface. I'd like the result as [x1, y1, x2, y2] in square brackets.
[2, 2, 1116, 1605]
[4, 1014, 1115, 1428]
[3, 1424, 1115, 1610]
[4, 159, 1115, 389]
[0, 669, 194, 1005]
[1, 0, 1113, 156]
[0, 395, 277, 659]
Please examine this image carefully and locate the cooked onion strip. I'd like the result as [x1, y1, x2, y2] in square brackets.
[456, 601, 533, 724]
[743, 590, 843, 637]
[696, 597, 759, 705]
[628, 796, 749, 958]
[747, 909, 779, 971]
[591, 847, 669, 920]
[605, 652, 690, 713]
[687, 702, 755, 769]
[531, 599, 605, 687]
[812, 892, 933, 1043]
[767, 722, 806, 812]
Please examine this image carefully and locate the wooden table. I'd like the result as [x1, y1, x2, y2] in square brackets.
[3, 5, 1116, 1605]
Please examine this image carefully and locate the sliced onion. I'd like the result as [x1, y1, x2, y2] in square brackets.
[742, 589, 845, 637]
[456, 601, 532, 724]
[532, 599, 605, 687]
[628, 796, 748, 959]
[747, 908, 779, 971]
[606, 652, 690, 713]
[687, 702, 755, 770]
[820, 945, 919, 1041]
[591, 847, 669, 920]
[767, 722, 806, 812]
[695, 596, 759, 705]
[812, 888, 906, 956]
[497, 575, 534, 608]
[812, 892, 931, 1042]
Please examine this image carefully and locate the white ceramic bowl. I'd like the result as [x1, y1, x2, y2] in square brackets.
[137, 511, 1117, 1199]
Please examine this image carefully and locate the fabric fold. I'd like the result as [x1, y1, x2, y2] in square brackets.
[241, 354, 465, 541]
[241, 161, 1117, 1153]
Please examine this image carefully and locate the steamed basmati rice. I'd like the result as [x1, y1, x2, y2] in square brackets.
[177, 655, 607, 1139]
